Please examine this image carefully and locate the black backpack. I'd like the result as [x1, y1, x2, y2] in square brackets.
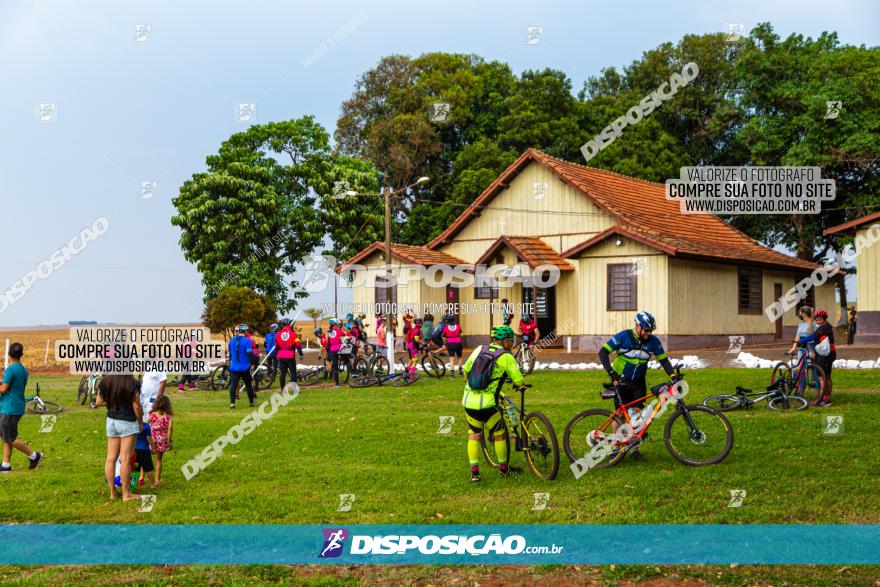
[467, 345, 508, 391]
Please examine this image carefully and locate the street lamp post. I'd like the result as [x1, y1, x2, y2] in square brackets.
[337, 177, 429, 369]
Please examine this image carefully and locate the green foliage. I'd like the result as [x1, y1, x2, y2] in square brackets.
[731, 24, 880, 260]
[202, 286, 276, 340]
[303, 307, 324, 328]
[173, 116, 381, 310]
[336, 54, 584, 246]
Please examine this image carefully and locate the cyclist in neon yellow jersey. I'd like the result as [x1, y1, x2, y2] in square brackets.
[461, 325, 526, 482]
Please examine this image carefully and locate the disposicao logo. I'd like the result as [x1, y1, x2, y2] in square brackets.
[319, 528, 349, 558]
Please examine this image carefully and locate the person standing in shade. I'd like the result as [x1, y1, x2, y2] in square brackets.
[443, 315, 465, 378]
[228, 324, 255, 409]
[0, 343, 42, 473]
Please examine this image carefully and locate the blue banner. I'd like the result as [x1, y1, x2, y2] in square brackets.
[0, 525, 877, 565]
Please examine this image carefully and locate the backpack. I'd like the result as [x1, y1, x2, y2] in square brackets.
[467, 345, 509, 391]
[430, 323, 445, 344]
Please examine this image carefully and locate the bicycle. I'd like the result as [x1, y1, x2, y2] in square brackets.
[77, 373, 102, 408]
[513, 336, 537, 375]
[563, 368, 733, 468]
[352, 344, 391, 376]
[298, 353, 352, 386]
[770, 348, 826, 405]
[420, 344, 448, 378]
[703, 382, 808, 412]
[479, 383, 559, 480]
[26, 383, 63, 414]
[348, 370, 421, 388]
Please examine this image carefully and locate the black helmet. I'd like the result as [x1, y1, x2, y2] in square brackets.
[314, 327, 323, 336]
[280, 317, 292, 327]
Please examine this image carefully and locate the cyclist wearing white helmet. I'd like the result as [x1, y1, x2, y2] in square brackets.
[598, 311, 675, 461]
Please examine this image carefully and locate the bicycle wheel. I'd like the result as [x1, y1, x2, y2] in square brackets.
[392, 371, 421, 386]
[768, 394, 808, 411]
[523, 412, 559, 480]
[562, 408, 626, 469]
[28, 400, 63, 414]
[801, 363, 826, 405]
[479, 416, 510, 469]
[210, 366, 230, 391]
[770, 362, 792, 389]
[518, 346, 536, 375]
[352, 357, 370, 377]
[702, 394, 743, 412]
[664, 405, 733, 466]
[77, 377, 89, 405]
[195, 376, 213, 390]
[298, 368, 323, 386]
[421, 354, 445, 378]
[371, 356, 390, 376]
[253, 367, 273, 391]
[337, 359, 352, 385]
[349, 375, 380, 388]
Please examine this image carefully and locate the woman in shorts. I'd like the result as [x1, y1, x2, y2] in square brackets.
[443, 315, 464, 378]
[96, 374, 143, 501]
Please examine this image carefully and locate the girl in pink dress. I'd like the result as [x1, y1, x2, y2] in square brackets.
[147, 395, 173, 486]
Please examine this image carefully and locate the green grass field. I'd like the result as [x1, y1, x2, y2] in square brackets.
[1, 368, 878, 585]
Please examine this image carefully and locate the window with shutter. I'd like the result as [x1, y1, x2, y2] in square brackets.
[607, 264, 637, 311]
[737, 268, 763, 315]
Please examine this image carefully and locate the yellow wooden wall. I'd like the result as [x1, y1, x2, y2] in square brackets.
[856, 226, 880, 311]
[567, 237, 668, 335]
[438, 163, 614, 264]
[667, 258, 837, 335]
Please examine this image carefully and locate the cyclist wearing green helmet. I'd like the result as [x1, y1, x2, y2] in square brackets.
[461, 324, 526, 482]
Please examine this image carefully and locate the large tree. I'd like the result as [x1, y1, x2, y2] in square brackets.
[335, 53, 585, 245]
[173, 117, 379, 311]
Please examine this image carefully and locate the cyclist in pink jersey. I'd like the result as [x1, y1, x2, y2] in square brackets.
[326, 319, 344, 387]
[442, 314, 464, 378]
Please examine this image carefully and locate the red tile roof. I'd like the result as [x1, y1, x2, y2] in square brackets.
[428, 149, 820, 272]
[339, 242, 467, 270]
[824, 211, 880, 236]
[476, 236, 574, 271]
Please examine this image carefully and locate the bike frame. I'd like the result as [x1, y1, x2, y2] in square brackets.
[602, 381, 687, 443]
[731, 388, 785, 408]
[785, 349, 818, 393]
[496, 387, 532, 453]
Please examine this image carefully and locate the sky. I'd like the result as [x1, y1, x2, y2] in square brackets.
[1, 0, 877, 327]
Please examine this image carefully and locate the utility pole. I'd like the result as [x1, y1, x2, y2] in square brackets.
[338, 177, 429, 370]
[384, 185, 395, 367]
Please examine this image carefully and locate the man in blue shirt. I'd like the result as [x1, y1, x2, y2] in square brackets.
[228, 324, 256, 409]
[598, 312, 675, 461]
[0, 342, 42, 472]
[264, 323, 278, 377]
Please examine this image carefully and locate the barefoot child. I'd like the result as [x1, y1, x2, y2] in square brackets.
[134, 422, 157, 489]
[148, 395, 173, 486]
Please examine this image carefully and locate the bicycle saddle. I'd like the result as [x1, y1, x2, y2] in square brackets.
[736, 386, 751, 393]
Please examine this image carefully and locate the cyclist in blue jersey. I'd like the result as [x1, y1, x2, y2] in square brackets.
[598, 311, 675, 460]
[228, 324, 256, 409]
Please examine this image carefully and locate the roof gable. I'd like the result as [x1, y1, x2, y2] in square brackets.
[429, 149, 820, 272]
[476, 236, 575, 271]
